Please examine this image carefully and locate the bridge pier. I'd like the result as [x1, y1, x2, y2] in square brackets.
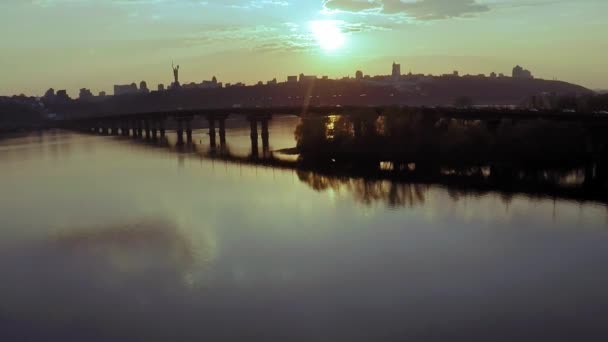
[185, 118, 193, 144]
[249, 117, 259, 158]
[144, 120, 151, 140]
[159, 119, 166, 138]
[121, 122, 129, 136]
[219, 117, 226, 147]
[208, 117, 217, 149]
[176, 119, 184, 145]
[261, 117, 270, 157]
[136, 120, 143, 138]
[111, 121, 119, 135]
[151, 120, 158, 140]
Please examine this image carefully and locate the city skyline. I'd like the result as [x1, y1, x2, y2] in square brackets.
[43, 61, 538, 99]
[1, 0, 607, 96]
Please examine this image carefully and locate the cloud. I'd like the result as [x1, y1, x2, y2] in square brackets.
[323, 0, 491, 20]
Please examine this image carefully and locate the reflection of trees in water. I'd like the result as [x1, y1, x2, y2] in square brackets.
[297, 170, 428, 208]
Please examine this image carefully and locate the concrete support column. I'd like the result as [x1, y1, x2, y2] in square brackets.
[144, 120, 151, 140]
[176, 119, 185, 145]
[250, 118, 259, 158]
[219, 117, 226, 147]
[208, 117, 217, 148]
[159, 119, 166, 138]
[151, 120, 158, 140]
[137, 120, 143, 138]
[185, 118, 193, 144]
[261, 118, 270, 156]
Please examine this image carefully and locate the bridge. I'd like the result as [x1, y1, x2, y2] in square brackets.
[92, 126, 608, 206]
[61, 105, 608, 148]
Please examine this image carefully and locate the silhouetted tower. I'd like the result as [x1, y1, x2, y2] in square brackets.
[392, 62, 401, 78]
[140, 81, 149, 94]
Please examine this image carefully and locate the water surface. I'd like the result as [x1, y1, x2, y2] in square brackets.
[1, 116, 607, 341]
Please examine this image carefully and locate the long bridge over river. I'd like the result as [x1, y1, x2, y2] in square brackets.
[59, 105, 608, 205]
[62, 105, 608, 147]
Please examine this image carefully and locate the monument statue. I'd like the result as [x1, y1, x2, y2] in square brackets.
[172, 62, 180, 87]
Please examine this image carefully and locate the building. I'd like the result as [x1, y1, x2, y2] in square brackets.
[200, 76, 222, 89]
[355, 70, 363, 80]
[99, 91, 106, 97]
[392, 62, 401, 78]
[267, 78, 277, 85]
[157, 84, 165, 92]
[114, 83, 138, 96]
[287, 76, 298, 83]
[512, 65, 533, 79]
[79, 88, 93, 100]
[299, 73, 317, 82]
[139, 81, 149, 94]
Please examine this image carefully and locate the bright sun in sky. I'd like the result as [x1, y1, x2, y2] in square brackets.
[309, 20, 345, 52]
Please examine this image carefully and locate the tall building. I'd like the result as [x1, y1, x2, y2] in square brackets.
[139, 81, 149, 94]
[299, 73, 316, 82]
[392, 62, 401, 78]
[79, 88, 93, 100]
[355, 70, 363, 80]
[114, 83, 138, 96]
[512, 65, 533, 79]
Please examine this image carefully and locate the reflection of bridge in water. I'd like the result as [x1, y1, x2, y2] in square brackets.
[68, 112, 608, 207]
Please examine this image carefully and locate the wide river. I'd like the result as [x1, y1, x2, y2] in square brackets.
[1, 116, 607, 341]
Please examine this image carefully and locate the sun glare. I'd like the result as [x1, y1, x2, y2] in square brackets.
[309, 20, 345, 52]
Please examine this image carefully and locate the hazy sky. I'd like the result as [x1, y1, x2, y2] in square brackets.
[1, 0, 607, 96]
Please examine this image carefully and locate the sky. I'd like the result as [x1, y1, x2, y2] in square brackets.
[0, 0, 607, 96]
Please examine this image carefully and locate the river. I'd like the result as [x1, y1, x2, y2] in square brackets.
[0, 115, 607, 341]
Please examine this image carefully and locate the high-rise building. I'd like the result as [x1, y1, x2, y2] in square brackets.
[114, 83, 138, 96]
[392, 62, 401, 78]
[355, 70, 363, 80]
[299, 73, 316, 82]
[79, 88, 93, 100]
[139, 81, 149, 94]
[512, 65, 533, 79]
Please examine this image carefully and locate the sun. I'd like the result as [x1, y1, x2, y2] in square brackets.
[309, 20, 345, 52]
